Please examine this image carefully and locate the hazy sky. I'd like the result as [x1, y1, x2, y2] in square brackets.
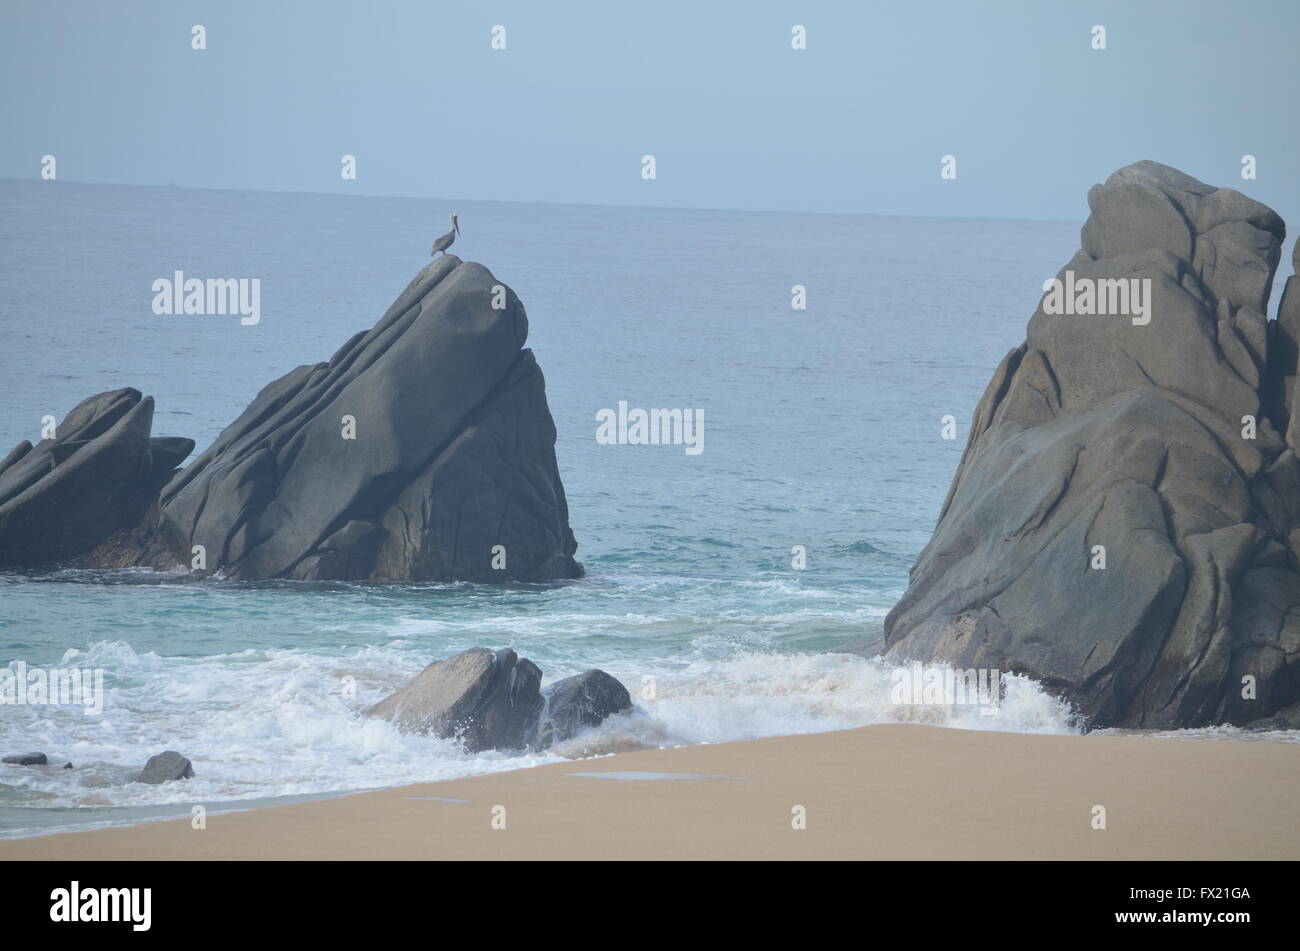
[2, 0, 1297, 219]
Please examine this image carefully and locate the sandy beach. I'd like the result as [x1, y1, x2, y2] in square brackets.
[4, 723, 1297, 861]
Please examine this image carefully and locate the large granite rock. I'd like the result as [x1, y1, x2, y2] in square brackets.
[365, 647, 545, 753]
[365, 647, 634, 753]
[0, 389, 193, 568]
[885, 161, 1300, 729]
[147, 256, 580, 582]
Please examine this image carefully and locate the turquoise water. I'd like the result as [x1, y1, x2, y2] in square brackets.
[4, 180, 1277, 839]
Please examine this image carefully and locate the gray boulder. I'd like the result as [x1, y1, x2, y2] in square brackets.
[885, 161, 1300, 729]
[365, 648, 633, 753]
[139, 751, 194, 783]
[365, 647, 544, 753]
[2, 752, 48, 766]
[142, 256, 581, 582]
[532, 670, 634, 748]
[0, 389, 193, 568]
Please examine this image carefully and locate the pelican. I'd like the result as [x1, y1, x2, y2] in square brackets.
[431, 212, 459, 257]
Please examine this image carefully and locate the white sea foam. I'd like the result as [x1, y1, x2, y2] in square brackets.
[1, 639, 1088, 837]
[595, 651, 1083, 746]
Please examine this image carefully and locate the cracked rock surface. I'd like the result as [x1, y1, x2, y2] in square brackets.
[146, 255, 581, 582]
[364, 647, 633, 753]
[885, 161, 1300, 729]
[0, 388, 193, 568]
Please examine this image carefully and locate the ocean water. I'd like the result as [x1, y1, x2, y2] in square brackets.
[0, 180, 1291, 839]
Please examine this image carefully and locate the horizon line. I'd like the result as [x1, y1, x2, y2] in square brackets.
[0, 175, 1086, 228]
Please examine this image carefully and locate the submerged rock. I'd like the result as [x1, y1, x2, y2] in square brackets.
[885, 162, 1300, 730]
[365, 647, 633, 753]
[146, 255, 580, 582]
[2, 752, 48, 766]
[139, 751, 195, 784]
[533, 670, 634, 748]
[0, 389, 193, 568]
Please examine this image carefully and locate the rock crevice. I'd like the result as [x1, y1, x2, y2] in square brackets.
[0, 388, 193, 568]
[364, 647, 634, 753]
[152, 255, 580, 582]
[886, 162, 1300, 729]
[0, 256, 581, 583]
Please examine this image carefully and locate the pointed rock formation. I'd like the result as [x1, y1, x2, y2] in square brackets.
[0, 388, 193, 568]
[143, 255, 580, 582]
[2, 258, 579, 582]
[885, 162, 1300, 729]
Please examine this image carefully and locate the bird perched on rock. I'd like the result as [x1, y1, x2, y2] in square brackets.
[431, 212, 459, 257]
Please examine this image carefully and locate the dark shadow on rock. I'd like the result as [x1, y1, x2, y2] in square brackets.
[365, 647, 633, 754]
[0, 388, 193, 569]
[148, 256, 580, 582]
[3, 257, 581, 584]
[885, 161, 1300, 730]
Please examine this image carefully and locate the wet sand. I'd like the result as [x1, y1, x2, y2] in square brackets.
[3, 723, 1297, 860]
